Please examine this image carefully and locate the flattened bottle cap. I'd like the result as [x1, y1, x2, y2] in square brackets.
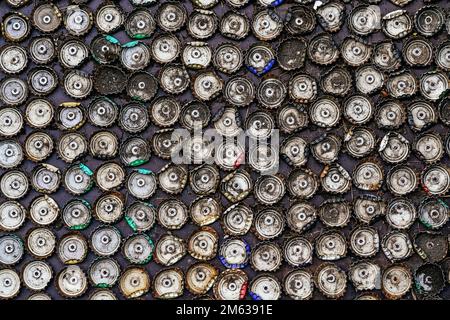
[283, 236, 313, 267]
[220, 169, 252, 202]
[382, 264, 412, 299]
[123, 233, 154, 264]
[58, 132, 87, 163]
[154, 234, 186, 266]
[119, 102, 149, 133]
[151, 129, 182, 160]
[0, 234, 23, 265]
[419, 197, 448, 230]
[26, 227, 56, 258]
[189, 164, 219, 195]
[63, 70, 93, 99]
[253, 208, 285, 240]
[90, 35, 121, 64]
[421, 164, 450, 196]
[414, 5, 445, 37]
[119, 267, 150, 299]
[182, 42, 211, 69]
[344, 127, 376, 158]
[63, 163, 93, 195]
[289, 73, 317, 104]
[249, 274, 281, 300]
[307, 33, 339, 65]
[127, 71, 158, 102]
[120, 137, 151, 167]
[187, 9, 218, 39]
[149, 96, 180, 128]
[64, 5, 93, 36]
[287, 168, 318, 199]
[219, 238, 250, 269]
[311, 133, 341, 164]
[250, 242, 282, 272]
[29, 195, 59, 225]
[385, 71, 418, 99]
[2, 12, 30, 42]
[314, 263, 346, 299]
[355, 65, 384, 95]
[386, 198, 416, 230]
[319, 198, 351, 228]
[28, 66, 58, 96]
[343, 94, 373, 124]
[413, 132, 443, 164]
[387, 165, 418, 195]
[159, 64, 190, 95]
[22, 260, 53, 291]
[254, 174, 285, 205]
[186, 262, 218, 295]
[257, 78, 286, 109]
[285, 5, 316, 35]
[156, 2, 187, 32]
[191, 70, 223, 101]
[320, 66, 352, 97]
[188, 226, 219, 261]
[353, 195, 385, 224]
[283, 270, 313, 300]
[62, 199, 91, 230]
[93, 191, 125, 223]
[0, 269, 20, 299]
[0, 201, 26, 231]
[435, 41, 450, 71]
[403, 37, 433, 67]
[153, 268, 184, 299]
[0, 169, 28, 199]
[353, 161, 383, 191]
[95, 3, 124, 34]
[382, 10, 412, 39]
[221, 203, 253, 236]
[316, 230, 347, 260]
[224, 76, 255, 107]
[349, 226, 379, 258]
[121, 41, 151, 71]
[213, 107, 242, 137]
[190, 196, 221, 226]
[32, 3, 61, 33]
[309, 96, 341, 127]
[0, 45, 27, 74]
[57, 232, 88, 264]
[0, 78, 28, 106]
[245, 110, 274, 139]
[245, 43, 275, 76]
[286, 201, 317, 233]
[379, 132, 410, 164]
[212, 43, 242, 74]
[158, 163, 188, 194]
[219, 10, 249, 40]
[90, 225, 121, 256]
[372, 41, 401, 72]
[251, 9, 283, 41]
[157, 198, 188, 230]
[420, 71, 448, 101]
[0, 139, 23, 169]
[414, 263, 445, 297]
[414, 232, 448, 262]
[88, 97, 118, 128]
[321, 164, 351, 194]
[348, 5, 381, 36]
[382, 231, 413, 262]
[88, 257, 120, 288]
[349, 261, 381, 291]
[151, 33, 181, 64]
[59, 38, 89, 69]
[25, 99, 54, 129]
[376, 99, 406, 129]
[340, 36, 372, 67]
[280, 136, 308, 167]
[317, 1, 345, 33]
[213, 269, 248, 300]
[56, 265, 88, 298]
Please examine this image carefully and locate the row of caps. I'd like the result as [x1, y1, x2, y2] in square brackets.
[1, 227, 450, 299]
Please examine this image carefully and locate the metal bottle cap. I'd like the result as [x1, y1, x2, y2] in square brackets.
[382, 231, 413, 262]
[0, 78, 28, 106]
[257, 78, 286, 109]
[224, 76, 255, 107]
[435, 41, 450, 71]
[0, 269, 20, 299]
[376, 99, 406, 129]
[188, 9, 218, 39]
[90, 225, 121, 256]
[353, 195, 385, 224]
[309, 96, 341, 128]
[28, 293, 52, 300]
[63, 163, 93, 195]
[156, 2, 187, 32]
[151, 33, 181, 64]
[191, 70, 223, 101]
[212, 43, 242, 74]
[314, 263, 347, 299]
[57, 232, 88, 264]
[0, 234, 23, 265]
[254, 208, 285, 240]
[382, 10, 412, 39]
[286, 201, 317, 233]
[316, 230, 347, 260]
[187, 226, 219, 261]
[159, 64, 190, 95]
[349, 261, 381, 291]
[285, 5, 316, 35]
[341, 36, 372, 67]
[382, 264, 412, 299]
[63, 70, 93, 99]
[90, 35, 121, 65]
[26, 227, 56, 258]
[379, 132, 410, 164]
[58, 132, 88, 163]
[64, 5, 93, 36]
[88, 257, 120, 288]
[250, 242, 282, 272]
[119, 102, 149, 134]
[119, 267, 150, 299]
[22, 260, 53, 291]
[320, 164, 352, 194]
[420, 71, 449, 101]
[29, 195, 59, 225]
[127, 71, 158, 102]
[32, 3, 61, 33]
[245, 43, 275, 76]
[283, 270, 313, 300]
[386, 198, 416, 230]
[317, 1, 345, 32]
[403, 37, 433, 66]
[25, 99, 53, 129]
[349, 226, 379, 258]
[372, 41, 401, 71]
[344, 127, 376, 158]
[56, 102, 86, 131]
[158, 163, 188, 194]
[414, 263, 445, 297]
[0, 45, 27, 74]
[414, 232, 448, 263]
[88, 97, 118, 128]
[0, 201, 26, 231]
[190, 196, 221, 226]
[252, 9, 283, 41]
[183, 42, 211, 69]
[95, 3, 124, 34]
[56, 265, 88, 298]
[121, 41, 151, 71]
[319, 198, 351, 228]
[219, 10, 249, 40]
[219, 238, 250, 269]
[154, 234, 186, 266]
[414, 5, 445, 37]
[157, 198, 188, 230]
[0, 169, 29, 199]
[31, 163, 61, 194]
[311, 133, 341, 164]
[418, 197, 449, 230]
[93, 191, 125, 223]
[59, 38, 89, 69]
[28, 66, 58, 96]
[153, 268, 184, 299]
[283, 236, 313, 267]
[62, 199, 91, 230]
[186, 262, 218, 295]
[287, 168, 318, 199]
[94, 66, 127, 96]
[221, 203, 253, 236]
[320, 66, 352, 97]
[0, 139, 23, 169]
[2, 12, 30, 42]
[353, 161, 383, 191]
[413, 132, 444, 164]
[308, 33, 339, 65]
[348, 5, 381, 35]
[343, 94, 373, 125]
[249, 274, 281, 300]
[123, 233, 154, 264]
[220, 169, 252, 202]
[120, 137, 151, 167]
[355, 65, 384, 95]
[125, 8, 155, 39]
